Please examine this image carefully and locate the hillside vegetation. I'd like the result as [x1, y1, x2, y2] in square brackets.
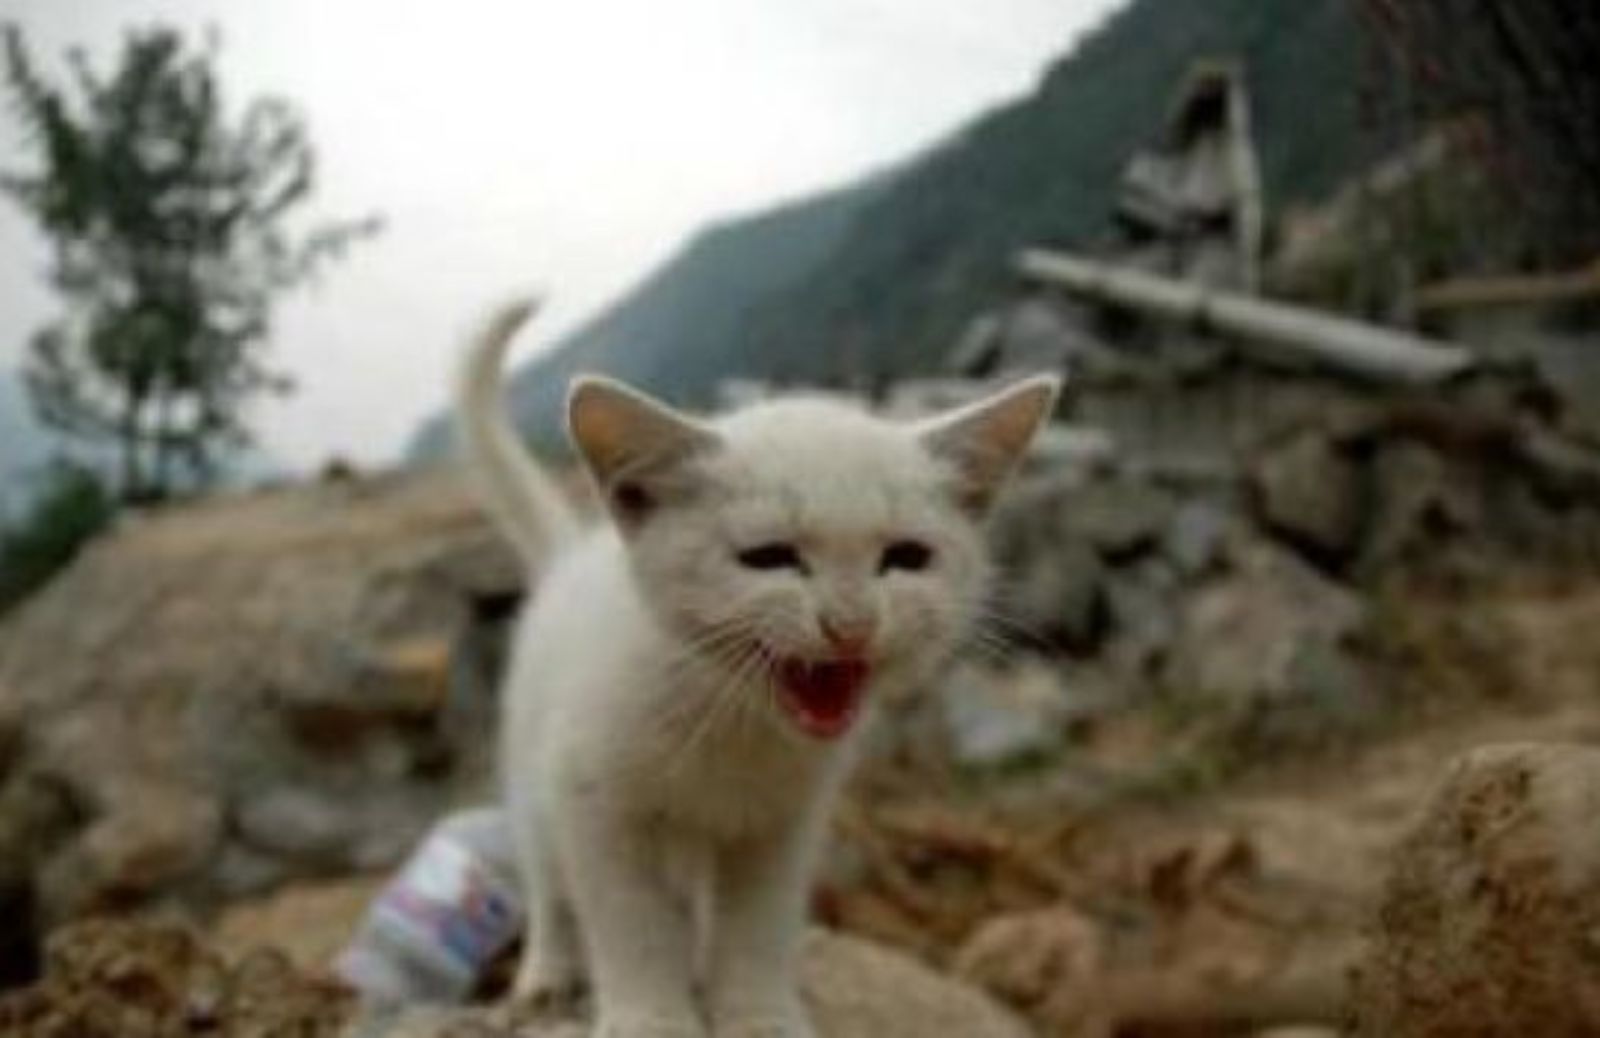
[411, 0, 1372, 458]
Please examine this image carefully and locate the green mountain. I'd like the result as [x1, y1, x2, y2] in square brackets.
[411, 0, 1372, 459]
[410, 180, 881, 457]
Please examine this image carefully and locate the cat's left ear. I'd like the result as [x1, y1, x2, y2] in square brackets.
[916, 375, 1061, 515]
[568, 375, 719, 529]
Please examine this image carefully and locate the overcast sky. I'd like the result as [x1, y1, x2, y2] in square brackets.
[0, 0, 1117, 471]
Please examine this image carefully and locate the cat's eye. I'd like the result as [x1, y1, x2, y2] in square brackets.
[737, 543, 805, 572]
[880, 540, 934, 573]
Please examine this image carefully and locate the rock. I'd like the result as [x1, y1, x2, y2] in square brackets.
[1104, 557, 1180, 678]
[1163, 497, 1234, 578]
[1001, 538, 1107, 653]
[1164, 541, 1380, 745]
[990, 472, 1183, 655]
[954, 906, 1106, 1023]
[0, 470, 521, 922]
[1352, 743, 1600, 1035]
[1360, 441, 1478, 573]
[1251, 432, 1365, 561]
[360, 930, 1031, 1038]
[1065, 478, 1175, 562]
[938, 663, 1071, 770]
[35, 782, 222, 920]
[232, 786, 432, 874]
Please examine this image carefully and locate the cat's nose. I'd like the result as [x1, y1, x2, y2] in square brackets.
[821, 616, 876, 657]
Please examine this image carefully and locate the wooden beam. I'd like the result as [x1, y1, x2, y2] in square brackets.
[1017, 248, 1473, 385]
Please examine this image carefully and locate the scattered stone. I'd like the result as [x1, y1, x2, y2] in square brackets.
[1352, 742, 1600, 1036]
[1104, 557, 1180, 678]
[1066, 478, 1175, 562]
[1360, 441, 1478, 574]
[1251, 431, 1365, 561]
[1164, 541, 1380, 745]
[1163, 497, 1234, 578]
[938, 663, 1071, 770]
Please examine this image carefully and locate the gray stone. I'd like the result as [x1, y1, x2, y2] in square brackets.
[938, 663, 1071, 770]
[234, 786, 437, 873]
[1165, 540, 1378, 742]
[1002, 538, 1107, 652]
[1104, 557, 1180, 678]
[1163, 498, 1233, 577]
[1252, 431, 1366, 560]
[1065, 478, 1175, 561]
[1360, 441, 1478, 573]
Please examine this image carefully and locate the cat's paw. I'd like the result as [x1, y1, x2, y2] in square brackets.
[512, 953, 589, 1017]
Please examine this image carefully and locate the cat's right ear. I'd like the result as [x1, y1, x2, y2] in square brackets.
[567, 376, 719, 529]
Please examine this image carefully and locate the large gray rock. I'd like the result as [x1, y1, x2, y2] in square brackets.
[1164, 541, 1379, 745]
[990, 472, 1185, 656]
[360, 931, 1032, 1038]
[0, 471, 521, 923]
[1353, 743, 1600, 1035]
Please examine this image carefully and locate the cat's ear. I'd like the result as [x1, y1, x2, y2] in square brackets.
[916, 375, 1061, 515]
[567, 375, 719, 528]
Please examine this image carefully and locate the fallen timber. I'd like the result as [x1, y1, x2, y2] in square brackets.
[1016, 248, 1474, 386]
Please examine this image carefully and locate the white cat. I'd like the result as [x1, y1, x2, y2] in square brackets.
[456, 300, 1057, 1038]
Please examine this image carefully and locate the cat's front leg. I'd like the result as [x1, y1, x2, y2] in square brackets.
[556, 801, 707, 1038]
[706, 821, 820, 1038]
[508, 800, 586, 1010]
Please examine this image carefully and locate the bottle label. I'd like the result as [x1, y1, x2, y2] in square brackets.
[370, 836, 524, 976]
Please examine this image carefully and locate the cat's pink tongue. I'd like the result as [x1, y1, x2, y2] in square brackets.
[776, 658, 870, 740]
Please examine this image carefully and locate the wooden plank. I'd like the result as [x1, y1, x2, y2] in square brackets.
[1017, 248, 1473, 385]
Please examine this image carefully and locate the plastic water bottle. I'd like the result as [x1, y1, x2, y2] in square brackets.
[336, 807, 524, 1008]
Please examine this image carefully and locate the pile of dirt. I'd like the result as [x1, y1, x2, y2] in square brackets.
[1352, 742, 1600, 1035]
[822, 798, 1355, 1036]
[821, 581, 1600, 1036]
[0, 919, 354, 1037]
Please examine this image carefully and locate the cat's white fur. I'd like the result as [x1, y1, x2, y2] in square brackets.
[456, 300, 1057, 1038]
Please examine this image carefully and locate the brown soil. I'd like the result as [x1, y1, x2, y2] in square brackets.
[821, 578, 1600, 1036]
[0, 918, 354, 1037]
[7, 578, 1600, 1037]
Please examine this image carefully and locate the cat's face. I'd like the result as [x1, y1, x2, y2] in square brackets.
[567, 378, 1057, 742]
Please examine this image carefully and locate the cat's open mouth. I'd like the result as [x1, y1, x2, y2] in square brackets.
[775, 657, 870, 740]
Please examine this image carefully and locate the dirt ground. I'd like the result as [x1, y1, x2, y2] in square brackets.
[5, 577, 1600, 1037]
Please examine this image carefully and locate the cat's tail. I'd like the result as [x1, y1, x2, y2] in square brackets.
[455, 298, 579, 567]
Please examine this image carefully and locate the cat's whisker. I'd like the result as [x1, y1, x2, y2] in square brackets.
[661, 642, 766, 779]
